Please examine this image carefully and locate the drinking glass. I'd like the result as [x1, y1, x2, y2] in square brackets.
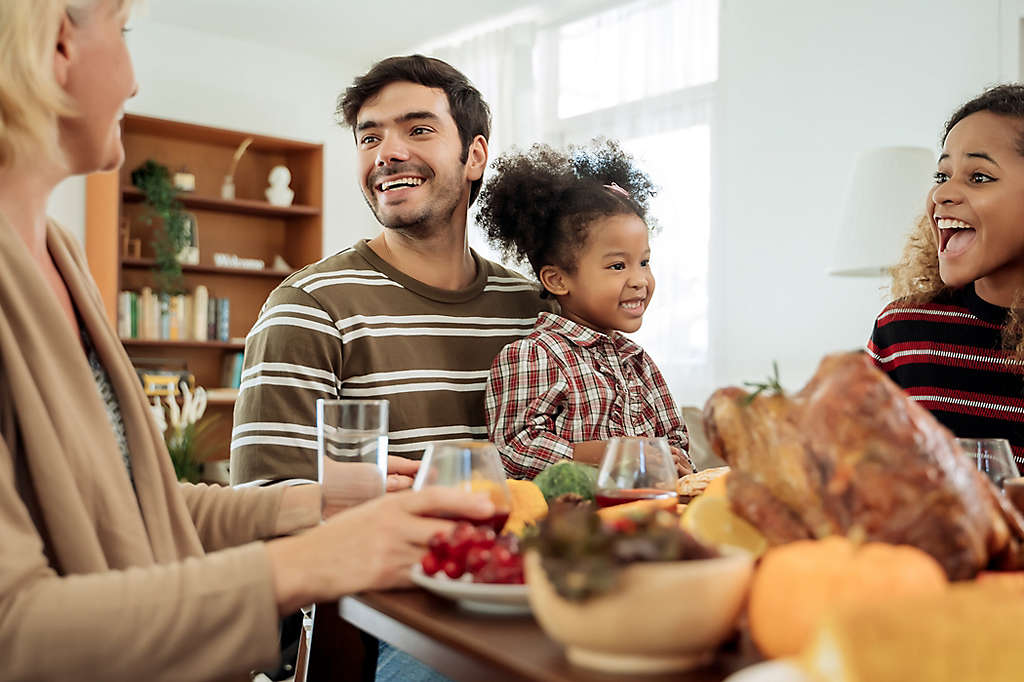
[317, 398, 388, 518]
[595, 437, 678, 508]
[412, 440, 512, 531]
[956, 437, 1020, 488]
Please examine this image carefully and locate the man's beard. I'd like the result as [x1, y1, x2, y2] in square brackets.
[364, 165, 464, 237]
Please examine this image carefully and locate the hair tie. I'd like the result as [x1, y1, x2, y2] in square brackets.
[604, 182, 630, 199]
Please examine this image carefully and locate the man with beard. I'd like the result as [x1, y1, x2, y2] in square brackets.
[230, 56, 551, 680]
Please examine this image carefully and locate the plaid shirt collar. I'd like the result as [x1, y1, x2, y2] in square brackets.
[535, 312, 644, 360]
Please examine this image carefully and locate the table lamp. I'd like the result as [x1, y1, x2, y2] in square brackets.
[828, 146, 936, 277]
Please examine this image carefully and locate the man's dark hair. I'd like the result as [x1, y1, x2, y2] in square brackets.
[943, 83, 1024, 153]
[338, 55, 492, 205]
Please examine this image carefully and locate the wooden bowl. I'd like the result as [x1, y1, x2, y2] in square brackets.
[525, 550, 754, 674]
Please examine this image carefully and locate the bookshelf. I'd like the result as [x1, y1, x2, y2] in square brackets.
[85, 114, 323, 462]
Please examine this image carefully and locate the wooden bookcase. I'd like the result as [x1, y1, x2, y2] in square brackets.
[85, 114, 323, 463]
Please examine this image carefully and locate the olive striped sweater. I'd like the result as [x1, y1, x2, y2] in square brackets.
[867, 282, 1024, 467]
[230, 240, 553, 485]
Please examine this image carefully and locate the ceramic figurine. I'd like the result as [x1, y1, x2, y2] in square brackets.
[265, 165, 295, 206]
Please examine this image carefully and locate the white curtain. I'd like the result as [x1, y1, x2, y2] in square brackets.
[426, 23, 540, 267]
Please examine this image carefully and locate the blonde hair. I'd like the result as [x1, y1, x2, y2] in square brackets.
[890, 212, 1024, 361]
[0, 0, 133, 169]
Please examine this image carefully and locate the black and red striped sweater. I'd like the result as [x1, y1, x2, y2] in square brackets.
[868, 282, 1024, 467]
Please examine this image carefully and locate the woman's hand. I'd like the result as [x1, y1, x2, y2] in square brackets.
[266, 487, 494, 615]
[386, 455, 420, 492]
[670, 446, 693, 476]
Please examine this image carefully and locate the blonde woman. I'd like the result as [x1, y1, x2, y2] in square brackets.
[868, 84, 1024, 471]
[0, 2, 493, 680]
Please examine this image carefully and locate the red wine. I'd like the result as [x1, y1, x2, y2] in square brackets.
[595, 488, 676, 508]
[435, 511, 511, 532]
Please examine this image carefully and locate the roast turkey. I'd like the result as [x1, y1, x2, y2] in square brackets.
[703, 352, 1024, 579]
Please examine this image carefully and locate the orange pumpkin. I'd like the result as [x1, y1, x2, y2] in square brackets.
[748, 536, 948, 658]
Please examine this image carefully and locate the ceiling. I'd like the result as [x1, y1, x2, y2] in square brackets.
[140, 0, 593, 66]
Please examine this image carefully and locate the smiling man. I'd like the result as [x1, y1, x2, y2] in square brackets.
[231, 56, 551, 486]
[229, 55, 552, 680]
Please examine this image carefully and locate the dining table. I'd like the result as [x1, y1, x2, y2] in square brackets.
[339, 588, 762, 682]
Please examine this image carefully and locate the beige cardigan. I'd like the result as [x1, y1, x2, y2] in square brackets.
[0, 217, 287, 681]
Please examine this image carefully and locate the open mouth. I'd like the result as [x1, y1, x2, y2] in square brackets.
[620, 298, 646, 314]
[375, 176, 425, 193]
[936, 217, 976, 255]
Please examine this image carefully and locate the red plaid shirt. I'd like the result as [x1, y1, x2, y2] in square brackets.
[485, 312, 689, 479]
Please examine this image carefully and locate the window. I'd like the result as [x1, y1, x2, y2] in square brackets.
[545, 0, 718, 404]
[432, 0, 719, 404]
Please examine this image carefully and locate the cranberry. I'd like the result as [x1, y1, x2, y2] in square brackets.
[443, 558, 464, 579]
[427, 531, 449, 560]
[466, 546, 492, 574]
[421, 552, 442, 576]
[492, 545, 514, 567]
[471, 526, 497, 547]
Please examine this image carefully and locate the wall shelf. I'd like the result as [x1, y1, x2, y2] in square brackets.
[121, 257, 291, 279]
[122, 186, 320, 218]
[121, 338, 246, 351]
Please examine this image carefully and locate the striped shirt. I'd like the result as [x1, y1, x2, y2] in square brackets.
[485, 312, 689, 479]
[230, 240, 553, 485]
[867, 283, 1024, 467]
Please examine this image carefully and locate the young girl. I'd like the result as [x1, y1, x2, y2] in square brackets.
[478, 139, 692, 479]
[868, 84, 1024, 469]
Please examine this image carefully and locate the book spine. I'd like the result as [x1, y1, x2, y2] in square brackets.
[207, 296, 217, 341]
[193, 285, 209, 342]
[217, 298, 230, 342]
[159, 293, 170, 339]
[140, 286, 154, 339]
[130, 291, 138, 339]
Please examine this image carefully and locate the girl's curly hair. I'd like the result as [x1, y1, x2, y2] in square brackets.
[475, 138, 657, 284]
[889, 84, 1024, 360]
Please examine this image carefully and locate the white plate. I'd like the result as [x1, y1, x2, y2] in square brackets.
[410, 565, 531, 615]
[723, 660, 810, 682]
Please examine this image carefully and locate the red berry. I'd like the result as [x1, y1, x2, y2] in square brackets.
[466, 546, 492, 574]
[492, 545, 514, 567]
[471, 526, 497, 548]
[443, 558, 464, 579]
[427, 532, 449, 559]
[421, 552, 441, 576]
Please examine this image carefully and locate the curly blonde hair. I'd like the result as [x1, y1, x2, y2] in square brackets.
[888, 84, 1024, 360]
[0, 0, 134, 170]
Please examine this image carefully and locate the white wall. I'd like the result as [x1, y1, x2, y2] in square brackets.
[713, 0, 1003, 395]
[48, 17, 379, 258]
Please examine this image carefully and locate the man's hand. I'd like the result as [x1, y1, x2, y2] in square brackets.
[386, 455, 420, 492]
[670, 446, 693, 476]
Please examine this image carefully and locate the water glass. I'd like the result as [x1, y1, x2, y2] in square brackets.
[317, 398, 388, 518]
[412, 440, 512, 531]
[595, 437, 678, 508]
[957, 437, 1020, 488]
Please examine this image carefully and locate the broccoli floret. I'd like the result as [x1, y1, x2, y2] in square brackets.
[532, 461, 599, 502]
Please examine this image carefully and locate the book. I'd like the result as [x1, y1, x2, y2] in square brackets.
[217, 298, 230, 342]
[193, 285, 209, 342]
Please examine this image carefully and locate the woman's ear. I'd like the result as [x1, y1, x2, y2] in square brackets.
[539, 265, 570, 296]
[465, 135, 488, 182]
[54, 12, 74, 87]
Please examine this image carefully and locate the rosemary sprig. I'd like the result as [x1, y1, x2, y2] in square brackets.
[742, 361, 784, 405]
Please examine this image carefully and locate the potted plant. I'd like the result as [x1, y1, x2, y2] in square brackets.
[130, 159, 190, 293]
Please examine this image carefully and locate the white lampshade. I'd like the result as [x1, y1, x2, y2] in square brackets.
[829, 146, 936, 277]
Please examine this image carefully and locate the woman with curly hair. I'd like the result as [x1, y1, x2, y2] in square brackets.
[478, 139, 691, 479]
[868, 84, 1024, 468]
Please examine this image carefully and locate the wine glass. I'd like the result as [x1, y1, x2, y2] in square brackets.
[412, 440, 513, 531]
[595, 437, 678, 508]
[956, 438, 1020, 488]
